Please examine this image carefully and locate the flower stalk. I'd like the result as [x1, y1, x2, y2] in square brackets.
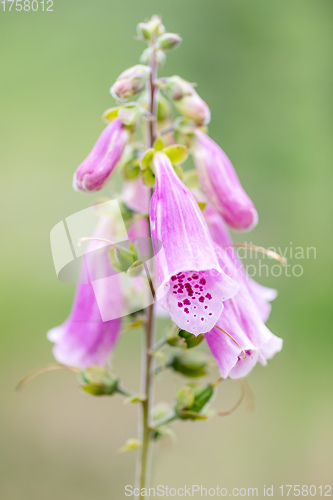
[135, 37, 158, 499]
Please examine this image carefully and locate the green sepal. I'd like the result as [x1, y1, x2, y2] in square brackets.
[141, 148, 154, 170]
[142, 167, 155, 187]
[154, 136, 165, 151]
[197, 201, 207, 212]
[166, 335, 186, 348]
[178, 330, 204, 349]
[170, 352, 208, 378]
[175, 386, 195, 411]
[102, 107, 119, 123]
[163, 144, 188, 164]
[191, 383, 215, 413]
[118, 439, 141, 453]
[109, 245, 136, 273]
[127, 260, 144, 277]
[183, 169, 200, 189]
[123, 161, 141, 180]
[80, 367, 119, 396]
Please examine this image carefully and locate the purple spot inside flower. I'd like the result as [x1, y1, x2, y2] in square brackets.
[171, 275, 177, 281]
[200, 278, 206, 285]
[183, 298, 190, 305]
[209, 313, 212, 316]
[206, 293, 212, 300]
[204, 306, 208, 309]
[187, 277, 192, 281]
[199, 296, 205, 303]
[184, 308, 189, 314]
[178, 302, 183, 308]
[192, 274, 199, 279]
[201, 317, 204, 321]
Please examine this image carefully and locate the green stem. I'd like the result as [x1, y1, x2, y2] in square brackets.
[135, 40, 158, 500]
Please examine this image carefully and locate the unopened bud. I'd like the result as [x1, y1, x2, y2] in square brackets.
[175, 93, 211, 125]
[163, 76, 210, 125]
[178, 330, 204, 349]
[80, 367, 119, 396]
[159, 33, 182, 51]
[111, 65, 150, 101]
[175, 386, 195, 411]
[157, 94, 172, 122]
[136, 15, 165, 40]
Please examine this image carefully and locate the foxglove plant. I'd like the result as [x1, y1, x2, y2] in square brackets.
[22, 15, 285, 499]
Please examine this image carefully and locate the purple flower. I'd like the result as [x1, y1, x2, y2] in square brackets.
[47, 219, 123, 369]
[150, 151, 239, 335]
[204, 205, 282, 378]
[73, 118, 128, 192]
[192, 130, 258, 231]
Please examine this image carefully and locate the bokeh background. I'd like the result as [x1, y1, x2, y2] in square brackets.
[1, 0, 332, 498]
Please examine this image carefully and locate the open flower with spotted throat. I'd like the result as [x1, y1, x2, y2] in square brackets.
[150, 151, 239, 335]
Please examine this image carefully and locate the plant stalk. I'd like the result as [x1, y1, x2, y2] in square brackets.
[135, 41, 158, 499]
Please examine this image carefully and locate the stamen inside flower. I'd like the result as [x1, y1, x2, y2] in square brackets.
[215, 325, 247, 360]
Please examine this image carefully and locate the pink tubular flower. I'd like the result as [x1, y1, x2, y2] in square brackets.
[47, 218, 123, 369]
[150, 151, 239, 335]
[204, 205, 282, 378]
[73, 118, 128, 192]
[192, 130, 258, 231]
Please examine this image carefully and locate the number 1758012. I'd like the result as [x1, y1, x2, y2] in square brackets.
[1, 0, 53, 11]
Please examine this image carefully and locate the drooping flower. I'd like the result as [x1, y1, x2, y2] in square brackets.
[204, 205, 282, 378]
[192, 130, 258, 230]
[47, 217, 123, 369]
[150, 151, 239, 335]
[73, 118, 128, 192]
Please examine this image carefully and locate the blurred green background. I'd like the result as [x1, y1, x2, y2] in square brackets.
[1, 0, 332, 498]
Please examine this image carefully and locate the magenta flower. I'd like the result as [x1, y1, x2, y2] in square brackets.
[47, 219, 123, 369]
[192, 130, 258, 231]
[204, 205, 282, 378]
[150, 151, 239, 335]
[73, 118, 128, 192]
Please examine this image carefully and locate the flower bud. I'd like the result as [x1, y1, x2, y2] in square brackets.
[159, 33, 182, 51]
[136, 15, 165, 40]
[178, 330, 204, 349]
[163, 76, 210, 124]
[110, 65, 150, 101]
[80, 367, 119, 396]
[175, 94, 211, 125]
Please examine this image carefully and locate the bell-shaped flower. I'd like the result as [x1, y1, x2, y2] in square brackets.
[204, 205, 282, 378]
[73, 118, 128, 192]
[150, 151, 239, 335]
[204, 204, 276, 321]
[192, 130, 258, 230]
[47, 218, 123, 369]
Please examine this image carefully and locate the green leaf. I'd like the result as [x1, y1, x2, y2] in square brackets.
[163, 144, 188, 164]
